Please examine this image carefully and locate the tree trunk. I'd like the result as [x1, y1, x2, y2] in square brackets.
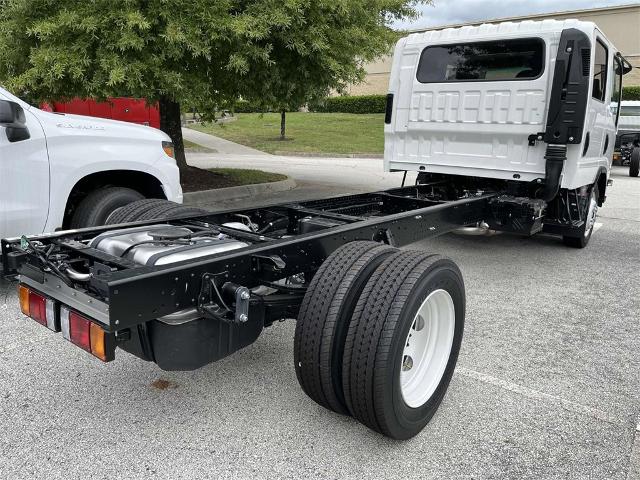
[159, 96, 188, 171]
[280, 109, 286, 140]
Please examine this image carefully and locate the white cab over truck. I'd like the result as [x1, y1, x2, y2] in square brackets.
[385, 20, 632, 247]
[1, 19, 635, 441]
[0, 87, 183, 239]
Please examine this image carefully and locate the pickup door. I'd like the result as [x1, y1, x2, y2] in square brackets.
[0, 93, 50, 239]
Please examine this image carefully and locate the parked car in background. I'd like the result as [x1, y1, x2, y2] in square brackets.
[42, 97, 161, 129]
[613, 100, 640, 176]
[0, 87, 182, 240]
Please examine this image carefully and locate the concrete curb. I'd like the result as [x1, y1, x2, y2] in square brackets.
[183, 176, 297, 206]
[274, 151, 383, 159]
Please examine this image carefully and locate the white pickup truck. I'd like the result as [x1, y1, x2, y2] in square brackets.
[0, 87, 183, 239]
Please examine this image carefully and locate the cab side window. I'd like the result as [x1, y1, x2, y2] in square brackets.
[592, 39, 608, 102]
[610, 57, 623, 124]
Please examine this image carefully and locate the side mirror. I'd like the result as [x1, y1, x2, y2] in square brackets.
[0, 100, 30, 142]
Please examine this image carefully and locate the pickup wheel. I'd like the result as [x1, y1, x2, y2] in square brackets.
[70, 187, 144, 228]
[563, 184, 599, 249]
[342, 251, 465, 440]
[294, 241, 397, 415]
[106, 199, 174, 225]
[630, 148, 640, 177]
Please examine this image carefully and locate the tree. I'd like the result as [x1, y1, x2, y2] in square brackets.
[0, 0, 427, 162]
[229, 1, 427, 140]
[0, 0, 237, 170]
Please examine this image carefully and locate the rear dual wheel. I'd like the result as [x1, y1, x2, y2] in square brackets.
[295, 243, 465, 439]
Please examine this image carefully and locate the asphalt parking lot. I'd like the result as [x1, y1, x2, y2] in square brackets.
[1, 166, 639, 480]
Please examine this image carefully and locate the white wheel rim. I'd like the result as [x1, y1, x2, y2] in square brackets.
[584, 189, 598, 238]
[400, 289, 455, 408]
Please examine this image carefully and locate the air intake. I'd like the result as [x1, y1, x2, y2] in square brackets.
[581, 49, 591, 76]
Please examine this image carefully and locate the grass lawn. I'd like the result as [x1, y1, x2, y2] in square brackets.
[190, 112, 384, 155]
[183, 139, 216, 153]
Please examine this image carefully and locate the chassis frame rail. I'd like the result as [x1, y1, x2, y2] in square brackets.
[3, 186, 493, 330]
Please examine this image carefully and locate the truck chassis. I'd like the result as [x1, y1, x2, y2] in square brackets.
[3, 182, 489, 329]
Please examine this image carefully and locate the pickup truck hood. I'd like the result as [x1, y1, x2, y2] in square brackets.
[33, 109, 170, 142]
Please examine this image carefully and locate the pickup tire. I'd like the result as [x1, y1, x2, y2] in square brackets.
[106, 199, 174, 225]
[70, 187, 144, 228]
[294, 241, 397, 415]
[107, 199, 207, 224]
[630, 148, 640, 178]
[342, 251, 465, 440]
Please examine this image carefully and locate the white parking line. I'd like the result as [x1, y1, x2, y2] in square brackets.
[593, 222, 604, 232]
[457, 367, 619, 425]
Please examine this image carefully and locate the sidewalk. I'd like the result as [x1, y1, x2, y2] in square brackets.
[182, 127, 270, 157]
[182, 127, 413, 201]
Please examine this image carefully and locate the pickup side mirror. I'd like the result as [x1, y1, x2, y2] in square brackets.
[0, 100, 30, 143]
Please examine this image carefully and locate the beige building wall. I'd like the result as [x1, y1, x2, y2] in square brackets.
[348, 3, 640, 95]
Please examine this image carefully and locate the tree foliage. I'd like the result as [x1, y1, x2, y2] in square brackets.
[0, 0, 427, 159]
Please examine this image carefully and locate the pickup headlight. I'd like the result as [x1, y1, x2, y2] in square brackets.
[162, 141, 175, 159]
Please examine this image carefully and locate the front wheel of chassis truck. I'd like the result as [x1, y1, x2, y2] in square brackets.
[562, 184, 599, 249]
[342, 250, 465, 440]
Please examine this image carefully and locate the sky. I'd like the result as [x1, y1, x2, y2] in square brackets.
[395, 0, 638, 30]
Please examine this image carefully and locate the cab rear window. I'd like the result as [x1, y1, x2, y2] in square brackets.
[416, 38, 545, 83]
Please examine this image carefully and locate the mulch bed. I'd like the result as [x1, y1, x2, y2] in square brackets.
[180, 166, 240, 192]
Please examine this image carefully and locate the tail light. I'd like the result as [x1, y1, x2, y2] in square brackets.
[60, 306, 115, 362]
[18, 284, 115, 362]
[18, 285, 58, 331]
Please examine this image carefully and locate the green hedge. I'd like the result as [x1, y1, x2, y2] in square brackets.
[233, 99, 270, 113]
[310, 94, 387, 114]
[233, 87, 640, 114]
[622, 86, 640, 101]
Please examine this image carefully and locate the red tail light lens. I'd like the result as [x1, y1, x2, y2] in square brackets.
[28, 292, 47, 326]
[69, 311, 91, 352]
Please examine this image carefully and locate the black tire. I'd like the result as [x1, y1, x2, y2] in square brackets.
[135, 202, 207, 221]
[562, 183, 599, 249]
[70, 187, 144, 228]
[106, 199, 173, 225]
[294, 241, 398, 415]
[630, 148, 640, 177]
[342, 250, 465, 440]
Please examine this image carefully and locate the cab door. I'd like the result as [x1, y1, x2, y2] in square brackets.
[584, 37, 615, 169]
[0, 94, 50, 238]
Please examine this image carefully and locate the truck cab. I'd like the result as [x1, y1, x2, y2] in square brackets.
[0, 87, 182, 239]
[384, 19, 632, 247]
